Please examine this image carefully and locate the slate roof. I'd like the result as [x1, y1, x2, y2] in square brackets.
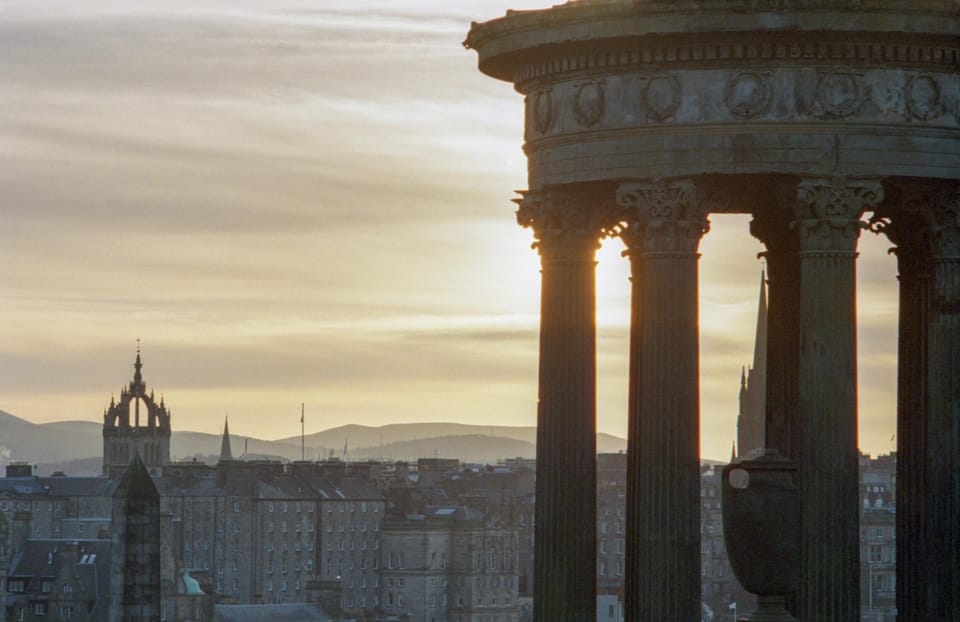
[337, 477, 384, 501]
[0, 477, 111, 498]
[7, 539, 110, 604]
[214, 603, 330, 622]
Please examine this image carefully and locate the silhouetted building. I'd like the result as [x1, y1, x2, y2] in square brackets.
[737, 273, 767, 459]
[219, 418, 233, 463]
[109, 456, 161, 622]
[102, 350, 171, 478]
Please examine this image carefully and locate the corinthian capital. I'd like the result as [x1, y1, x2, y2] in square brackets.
[515, 186, 623, 263]
[792, 178, 883, 252]
[617, 179, 710, 255]
[929, 183, 960, 259]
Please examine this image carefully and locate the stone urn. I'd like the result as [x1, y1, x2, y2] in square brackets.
[722, 450, 800, 622]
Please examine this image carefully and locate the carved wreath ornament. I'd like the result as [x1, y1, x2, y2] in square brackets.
[574, 81, 605, 127]
[725, 72, 773, 119]
[643, 75, 681, 121]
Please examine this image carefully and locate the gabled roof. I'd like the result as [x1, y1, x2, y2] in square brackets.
[8, 539, 110, 602]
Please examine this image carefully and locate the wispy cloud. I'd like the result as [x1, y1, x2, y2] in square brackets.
[0, 0, 900, 459]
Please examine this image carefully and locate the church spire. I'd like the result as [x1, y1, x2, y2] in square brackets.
[751, 270, 768, 376]
[133, 340, 143, 388]
[219, 417, 233, 462]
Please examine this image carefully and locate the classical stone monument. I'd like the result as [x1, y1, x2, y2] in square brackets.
[465, 2, 959, 621]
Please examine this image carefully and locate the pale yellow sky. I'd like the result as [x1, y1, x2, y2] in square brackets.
[0, 0, 899, 460]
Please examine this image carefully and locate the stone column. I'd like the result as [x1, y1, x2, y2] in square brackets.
[618, 179, 708, 622]
[791, 178, 882, 622]
[869, 182, 932, 622]
[516, 186, 619, 622]
[925, 184, 960, 622]
[750, 197, 801, 461]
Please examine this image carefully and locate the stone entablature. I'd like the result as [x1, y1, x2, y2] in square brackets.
[466, 2, 960, 188]
[467, 1, 959, 74]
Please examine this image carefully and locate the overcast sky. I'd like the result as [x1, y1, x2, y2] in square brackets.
[0, 0, 900, 460]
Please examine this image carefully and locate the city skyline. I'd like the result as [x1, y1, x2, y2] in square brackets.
[1, 0, 900, 460]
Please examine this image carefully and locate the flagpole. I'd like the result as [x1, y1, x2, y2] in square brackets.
[300, 402, 305, 461]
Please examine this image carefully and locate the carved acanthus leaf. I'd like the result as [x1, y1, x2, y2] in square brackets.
[929, 184, 960, 258]
[792, 178, 883, 252]
[515, 187, 624, 262]
[618, 180, 710, 254]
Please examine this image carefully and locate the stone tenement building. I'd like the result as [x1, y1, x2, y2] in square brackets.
[466, 2, 959, 621]
[380, 506, 520, 622]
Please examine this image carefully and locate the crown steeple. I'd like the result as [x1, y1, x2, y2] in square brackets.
[102, 346, 172, 477]
[133, 340, 144, 389]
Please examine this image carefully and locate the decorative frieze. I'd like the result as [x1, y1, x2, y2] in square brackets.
[617, 180, 710, 254]
[522, 68, 956, 146]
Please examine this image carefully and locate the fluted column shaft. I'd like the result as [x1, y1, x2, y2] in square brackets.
[925, 187, 960, 622]
[619, 180, 708, 622]
[792, 179, 882, 622]
[870, 183, 931, 622]
[750, 205, 801, 460]
[517, 187, 618, 622]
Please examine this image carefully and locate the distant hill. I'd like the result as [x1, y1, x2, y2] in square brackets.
[280, 423, 626, 457]
[0, 408, 628, 473]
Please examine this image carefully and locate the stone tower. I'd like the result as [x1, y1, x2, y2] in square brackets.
[109, 455, 161, 622]
[102, 348, 171, 478]
[737, 272, 767, 458]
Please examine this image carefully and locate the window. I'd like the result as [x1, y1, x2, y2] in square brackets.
[282, 503, 288, 513]
[41, 580, 54, 593]
[60, 605, 74, 621]
[34, 603, 48, 616]
[233, 501, 240, 513]
[7, 580, 25, 593]
[269, 503, 274, 513]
